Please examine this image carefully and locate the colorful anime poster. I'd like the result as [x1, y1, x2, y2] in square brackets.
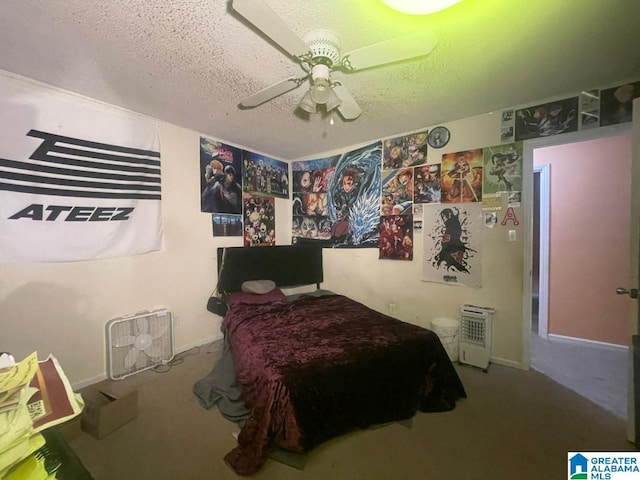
[242, 150, 289, 199]
[212, 214, 243, 237]
[422, 203, 483, 288]
[199, 137, 243, 214]
[414, 163, 441, 204]
[243, 194, 275, 247]
[441, 149, 483, 203]
[483, 142, 523, 194]
[599, 81, 640, 127]
[381, 168, 413, 216]
[379, 214, 413, 260]
[514, 97, 579, 141]
[382, 131, 428, 169]
[291, 142, 382, 248]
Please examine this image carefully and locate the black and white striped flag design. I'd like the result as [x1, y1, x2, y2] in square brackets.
[0, 74, 163, 262]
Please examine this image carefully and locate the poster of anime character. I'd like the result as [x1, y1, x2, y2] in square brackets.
[422, 203, 483, 287]
[291, 142, 382, 248]
[599, 81, 640, 127]
[382, 131, 428, 169]
[243, 194, 275, 247]
[381, 168, 413, 216]
[414, 163, 441, 204]
[379, 214, 413, 260]
[242, 150, 289, 199]
[482, 142, 523, 194]
[211, 214, 243, 237]
[514, 97, 578, 141]
[441, 149, 483, 203]
[199, 137, 243, 214]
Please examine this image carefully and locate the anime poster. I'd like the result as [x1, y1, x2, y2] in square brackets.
[212, 214, 243, 237]
[379, 214, 413, 260]
[291, 142, 382, 248]
[441, 149, 483, 203]
[414, 163, 441, 204]
[381, 168, 413, 216]
[514, 97, 578, 141]
[382, 131, 428, 169]
[199, 137, 243, 214]
[243, 194, 275, 247]
[483, 142, 523, 194]
[599, 81, 640, 127]
[423, 203, 483, 288]
[242, 150, 289, 199]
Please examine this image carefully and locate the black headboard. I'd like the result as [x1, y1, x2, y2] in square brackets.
[216, 245, 323, 293]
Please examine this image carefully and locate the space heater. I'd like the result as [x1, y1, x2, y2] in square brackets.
[459, 304, 495, 371]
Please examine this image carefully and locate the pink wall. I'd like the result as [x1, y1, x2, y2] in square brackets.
[535, 135, 631, 346]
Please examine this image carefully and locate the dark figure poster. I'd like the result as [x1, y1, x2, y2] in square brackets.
[423, 203, 483, 288]
[483, 142, 523, 195]
[291, 142, 382, 248]
[243, 194, 275, 247]
[441, 149, 483, 204]
[200, 137, 243, 214]
[379, 214, 413, 260]
[242, 151, 290, 199]
[514, 97, 578, 141]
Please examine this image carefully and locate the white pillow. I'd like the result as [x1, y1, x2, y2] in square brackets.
[241, 280, 276, 294]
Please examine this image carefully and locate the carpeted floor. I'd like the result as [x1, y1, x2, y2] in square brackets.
[67, 340, 635, 480]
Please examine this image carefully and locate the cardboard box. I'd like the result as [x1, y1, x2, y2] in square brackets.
[80, 387, 138, 439]
[55, 414, 82, 442]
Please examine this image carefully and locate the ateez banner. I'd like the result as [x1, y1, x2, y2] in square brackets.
[0, 75, 163, 262]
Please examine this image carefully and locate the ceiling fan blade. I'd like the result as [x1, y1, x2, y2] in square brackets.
[340, 30, 438, 71]
[232, 0, 310, 58]
[240, 76, 306, 108]
[333, 84, 362, 120]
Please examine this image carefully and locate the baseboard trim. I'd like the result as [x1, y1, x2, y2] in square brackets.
[490, 356, 524, 370]
[547, 333, 628, 351]
[71, 333, 225, 391]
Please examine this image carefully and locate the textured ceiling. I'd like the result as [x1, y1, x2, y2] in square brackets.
[1, 0, 639, 160]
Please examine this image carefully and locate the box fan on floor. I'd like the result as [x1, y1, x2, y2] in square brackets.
[106, 309, 175, 380]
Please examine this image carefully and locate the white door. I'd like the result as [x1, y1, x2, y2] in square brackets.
[625, 97, 640, 442]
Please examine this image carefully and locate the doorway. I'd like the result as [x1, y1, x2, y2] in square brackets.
[525, 127, 632, 420]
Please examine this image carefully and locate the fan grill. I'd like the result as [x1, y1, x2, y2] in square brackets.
[106, 309, 174, 380]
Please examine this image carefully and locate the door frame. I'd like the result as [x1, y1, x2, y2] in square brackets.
[521, 123, 631, 370]
[533, 163, 550, 338]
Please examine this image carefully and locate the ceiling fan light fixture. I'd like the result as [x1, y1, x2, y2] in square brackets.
[381, 0, 462, 15]
[310, 78, 332, 104]
[298, 90, 317, 113]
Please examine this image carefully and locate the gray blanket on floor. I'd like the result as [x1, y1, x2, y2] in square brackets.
[193, 337, 249, 424]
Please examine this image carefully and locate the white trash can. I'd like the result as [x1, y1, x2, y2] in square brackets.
[430, 317, 460, 362]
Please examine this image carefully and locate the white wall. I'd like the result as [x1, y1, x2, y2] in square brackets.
[7, 74, 588, 387]
[313, 113, 526, 370]
[0, 75, 292, 387]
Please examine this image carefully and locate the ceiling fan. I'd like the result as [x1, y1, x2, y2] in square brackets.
[232, 0, 438, 120]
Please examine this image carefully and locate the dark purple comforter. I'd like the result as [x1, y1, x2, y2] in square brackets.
[222, 294, 466, 475]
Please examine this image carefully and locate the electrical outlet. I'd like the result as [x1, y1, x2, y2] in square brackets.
[388, 303, 397, 314]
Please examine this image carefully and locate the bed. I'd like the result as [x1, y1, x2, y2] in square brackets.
[194, 245, 466, 475]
